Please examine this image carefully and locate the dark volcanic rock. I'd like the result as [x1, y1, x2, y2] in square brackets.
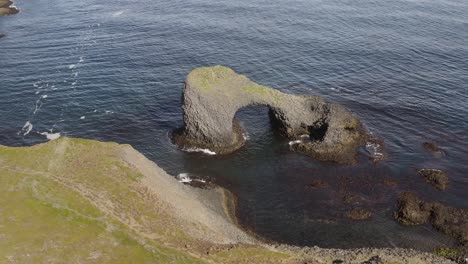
[394, 192, 431, 225]
[346, 208, 372, 220]
[173, 66, 368, 164]
[395, 192, 468, 243]
[0, 0, 18, 16]
[418, 169, 449, 190]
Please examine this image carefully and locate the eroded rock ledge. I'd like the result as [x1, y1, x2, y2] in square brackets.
[173, 66, 368, 164]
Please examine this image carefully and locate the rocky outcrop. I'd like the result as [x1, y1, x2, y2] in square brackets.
[394, 192, 468, 263]
[394, 192, 468, 243]
[418, 169, 449, 190]
[173, 66, 368, 164]
[346, 208, 373, 220]
[423, 141, 441, 153]
[0, 0, 18, 16]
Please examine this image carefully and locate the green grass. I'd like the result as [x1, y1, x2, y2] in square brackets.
[0, 138, 204, 263]
[242, 84, 282, 104]
[189, 65, 234, 91]
[0, 168, 200, 263]
[434, 247, 463, 262]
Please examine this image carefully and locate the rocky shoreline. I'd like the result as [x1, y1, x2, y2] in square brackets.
[0, 0, 18, 16]
[0, 137, 459, 263]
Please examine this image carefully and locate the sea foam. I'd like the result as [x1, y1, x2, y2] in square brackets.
[182, 147, 216, 155]
[40, 132, 61, 141]
[176, 173, 207, 184]
[21, 121, 33, 136]
[365, 142, 384, 161]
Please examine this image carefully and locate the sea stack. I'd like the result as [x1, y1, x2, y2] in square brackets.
[173, 66, 368, 164]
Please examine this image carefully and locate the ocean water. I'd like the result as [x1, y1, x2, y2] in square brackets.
[1, 0, 467, 250]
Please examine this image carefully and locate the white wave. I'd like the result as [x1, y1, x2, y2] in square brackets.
[33, 99, 42, 114]
[243, 132, 250, 140]
[79, 57, 84, 63]
[365, 142, 384, 160]
[80, 116, 86, 120]
[288, 140, 301, 146]
[41, 95, 48, 99]
[176, 173, 192, 183]
[105, 110, 114, 114]
[182, 147, 216, 155]
[73, 72, 79, 77]
[40, 132, 61, 141]
[176, 173, 207, 183]
[112, 10, 124, 17]
[68, 64, 76, 69]
[21, 121, 33, 136]
[71, 81, 77, 86]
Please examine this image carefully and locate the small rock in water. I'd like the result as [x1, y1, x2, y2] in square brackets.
[394, 192, 431, 225]
[308, 179, 329, 189]
[418, 169, 449, 190]
[341, 192, 362, 205]
[422, 141, 440, 153]
[383, 178, 398, 187]
[346, 208, 372, 220]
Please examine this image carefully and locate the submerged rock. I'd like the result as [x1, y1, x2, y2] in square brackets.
[418, 168, 449, 190]
[394, 192, 431, 225]
[308, 179, 329, 189]
[173, 66, 368, 164]
[346, 208, 372, 220]
[394, 192, 468, 243]
[423, 141, 441, 153]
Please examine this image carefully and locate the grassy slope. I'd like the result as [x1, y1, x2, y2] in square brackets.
[0, 138, 291, 263]
[0, 137, 454, 264]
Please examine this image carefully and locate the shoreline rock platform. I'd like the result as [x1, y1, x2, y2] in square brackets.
[173, 66, 368, 164]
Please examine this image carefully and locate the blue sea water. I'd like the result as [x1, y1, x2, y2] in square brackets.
[1, 0, 467, 250]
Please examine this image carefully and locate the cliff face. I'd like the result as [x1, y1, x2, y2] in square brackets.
[173, 66, 367, 164]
